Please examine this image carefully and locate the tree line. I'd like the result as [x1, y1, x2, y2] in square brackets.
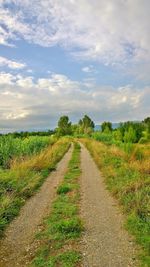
[56, 115, 150, 143]
[1, 115, 149, 144]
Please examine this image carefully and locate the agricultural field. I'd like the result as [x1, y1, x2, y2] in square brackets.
[0, 136, 71, 237]
[0, 135, 56, 168]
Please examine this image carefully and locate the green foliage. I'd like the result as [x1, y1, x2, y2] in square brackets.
[53, 218, 83, 237]
[4, 130, 55, 138]
[119, 121, 144, 143]
[57, 184, 72, 194]
[139, 137, 150, 144]
[101, 121, 112, 132]
[78, 115, 94, 134]
[54, 251, 81, 267]
[113, 129, 123, 142]
[33, 251, 81, 267]
[143, 117, 150, 126]
[0, 135, 55, 168]
[120, 142, 134, 154]
[126, 213, 150, 265]
[123, 126, 137, 143]
[92, 131, 114, 145]
[56, 116, 72, 136]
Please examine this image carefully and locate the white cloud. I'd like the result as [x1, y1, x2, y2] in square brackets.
[0, 7, 31, 46]
[0, 0, 150, 68]
[0, 56, 26, 69]
[0, 72, 15, 84]
[0, 71, 149, 131]
[6, 111, 29, 120]
[16, 76, 33, 88]
[82, 65, 95, 73]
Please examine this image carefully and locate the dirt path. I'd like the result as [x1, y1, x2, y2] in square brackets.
[0, 145, 73, 267]
[80, 144, 138, 267]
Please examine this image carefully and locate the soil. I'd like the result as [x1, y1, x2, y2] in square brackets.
[79, 143, 138, 267]
[0, 146, 73, 267]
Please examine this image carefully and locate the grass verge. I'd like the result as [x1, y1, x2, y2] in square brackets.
[81, 138, 150, 267]
[31, 142, 82, 267]
[0, 138, 70, 238]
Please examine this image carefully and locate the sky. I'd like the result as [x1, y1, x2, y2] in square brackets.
[0, 0, 150, 132]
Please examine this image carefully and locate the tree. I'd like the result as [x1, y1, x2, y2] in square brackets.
[113, 129, 123, 141]
[143, 117, 150, 133]
[123, 126, 136, 143]
[78, 115, 94, 134]
[119, 121, 144, 142]
[56, 116, 72, 136]
[101, 121, 112, 132]
[143, 117, 150, 124]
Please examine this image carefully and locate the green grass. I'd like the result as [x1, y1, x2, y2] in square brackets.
[33, 251, 81, 267]
[57, 184, 72, 195]
[0, 135, 56, 168]
[0, 138, 70, 237]
[31, 142, 82, 267]
[81, 138, 150, 267]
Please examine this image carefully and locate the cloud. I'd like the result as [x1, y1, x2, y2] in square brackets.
[0, 71, 149, 131]
[0, 56, 26, 69]
[0, 0, 150, 68]
[0, 72, 15, 84]
[82, 65, 95, 73]
[6, 111, 29, 120]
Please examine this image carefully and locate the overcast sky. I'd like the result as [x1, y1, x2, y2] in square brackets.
[0, 0, 150, 132]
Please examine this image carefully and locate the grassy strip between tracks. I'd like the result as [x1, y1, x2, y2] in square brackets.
[31, 142, 83, 267]
[81, 138, 150, 267]
[0, 138, 70, 237]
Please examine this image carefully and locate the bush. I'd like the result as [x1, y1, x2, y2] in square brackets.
[92, 132, 114, 145]
[124, 127, 136, 143]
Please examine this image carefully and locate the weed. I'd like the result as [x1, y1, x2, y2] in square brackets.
[53, 218, 83, 237]
[57, 184, 72, 195]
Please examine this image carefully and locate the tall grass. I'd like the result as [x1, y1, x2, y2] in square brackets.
[81, 138, 150, 266]
[0, 135, 56, 168]
[0, 138, 70, 237]
[92, 131, 114, 145]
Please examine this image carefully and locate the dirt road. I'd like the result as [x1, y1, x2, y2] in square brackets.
[0, 143, 138, 267]
[0, 146, 73, 267]
[80, 144, 138, 267]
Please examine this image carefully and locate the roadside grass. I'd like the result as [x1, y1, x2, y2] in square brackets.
[0, 138, 70, 238]
[0, 135, 56, 168]
[31, 142, 82, 267]
[81, 138, 150, 267]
